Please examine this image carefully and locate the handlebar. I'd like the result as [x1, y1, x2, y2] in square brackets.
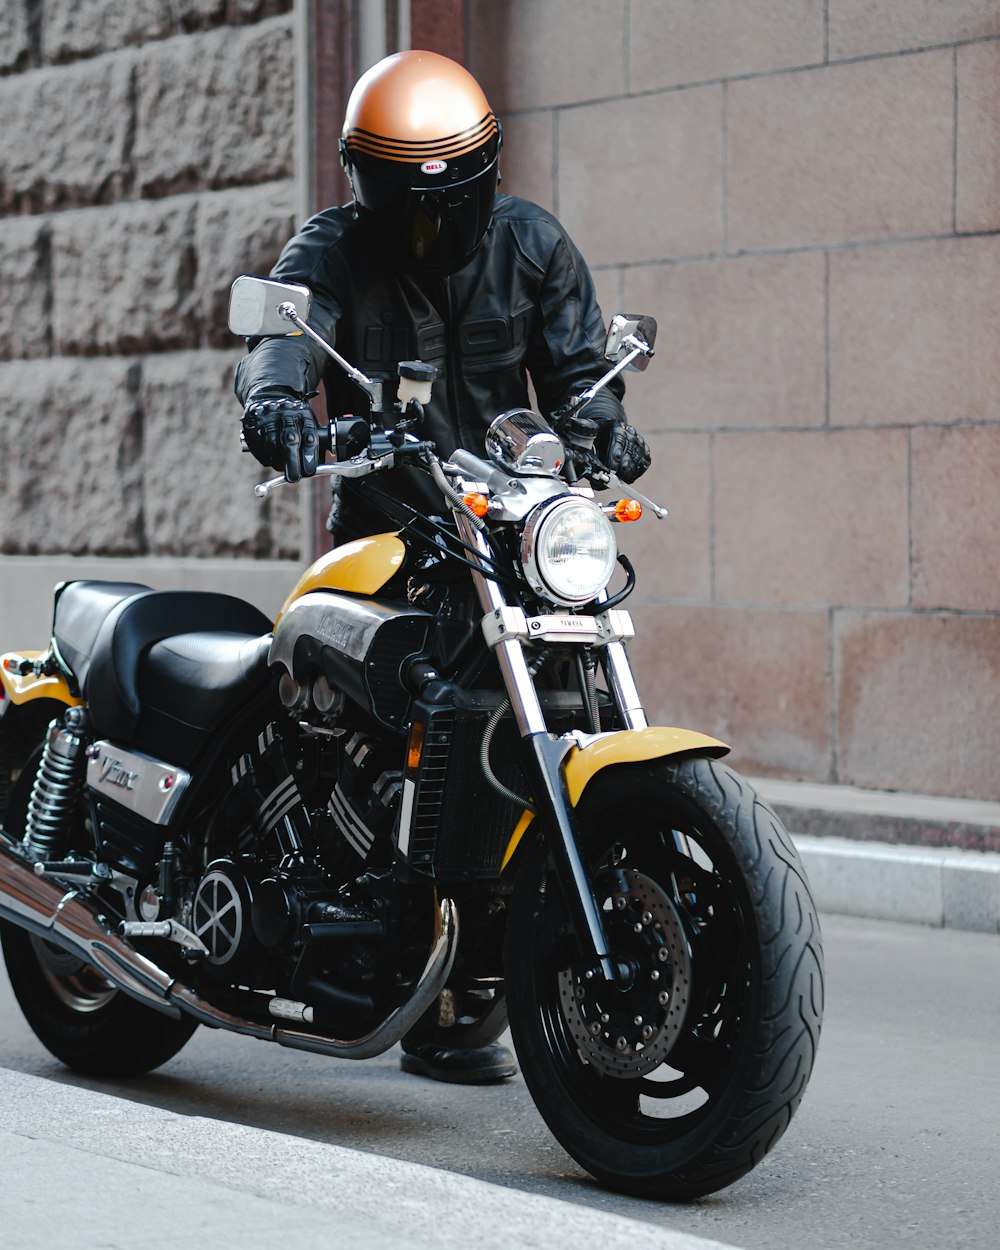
[252, 420, 666, 518]
[253, 445, 403, 498]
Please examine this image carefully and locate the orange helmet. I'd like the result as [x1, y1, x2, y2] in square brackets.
[340, 50, 502, 275]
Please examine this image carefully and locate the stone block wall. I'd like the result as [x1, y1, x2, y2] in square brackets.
[0, 0, 301, 570]
[468, 0, 1000, 800]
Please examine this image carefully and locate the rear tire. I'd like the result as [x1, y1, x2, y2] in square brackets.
[506, 756, 824, 1200]
[1, 713, 197, 1077]
[1, 922, 198, 1076]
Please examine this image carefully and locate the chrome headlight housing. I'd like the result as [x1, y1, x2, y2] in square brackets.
[520, 497, 618, 607]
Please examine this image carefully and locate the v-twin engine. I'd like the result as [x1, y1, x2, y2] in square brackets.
[0, 826, 457, 1060]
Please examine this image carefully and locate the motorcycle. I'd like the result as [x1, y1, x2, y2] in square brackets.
[0, 276, 823, 1200]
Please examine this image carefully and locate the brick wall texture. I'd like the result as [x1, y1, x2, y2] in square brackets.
[468, 0, 1000, 801]
[0, 0, 301, 562]
[2, 2, 998, 804]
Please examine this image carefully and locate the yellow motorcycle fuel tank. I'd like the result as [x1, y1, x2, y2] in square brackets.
[276, 532, 406, 623]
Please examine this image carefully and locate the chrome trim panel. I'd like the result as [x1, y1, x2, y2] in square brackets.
[86, 744, 191, 826]
[270, 592, 431, 672]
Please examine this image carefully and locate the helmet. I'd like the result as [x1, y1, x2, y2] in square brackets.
[340, 50, 501, 275]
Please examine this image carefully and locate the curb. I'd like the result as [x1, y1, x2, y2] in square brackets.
[753, 776, 1000, 854]
[750, 777, 1000, 934]
[0, 1068, 740, 1250]
[795, 834, 1000, 933]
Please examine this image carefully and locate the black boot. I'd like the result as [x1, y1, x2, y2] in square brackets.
[400, 1041, 517, 1084]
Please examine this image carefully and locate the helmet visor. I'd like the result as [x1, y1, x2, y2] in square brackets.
[346, 131, 501, 274]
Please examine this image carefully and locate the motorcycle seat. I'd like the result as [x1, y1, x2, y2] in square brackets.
[139, 631, 273, 731]
[52, 581, 153, 691]
[72, 588, 274, 763]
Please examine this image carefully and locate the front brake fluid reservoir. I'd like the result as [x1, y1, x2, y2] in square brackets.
[397, 361, 438, 407]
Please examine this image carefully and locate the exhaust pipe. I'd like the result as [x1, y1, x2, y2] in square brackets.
[0, 828, 458, 1059]
[0, 828, 179, 1014]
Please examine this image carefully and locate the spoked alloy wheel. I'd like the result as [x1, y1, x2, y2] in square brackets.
[506, 757, 824, 1200]
[30, 936, 118, 1013]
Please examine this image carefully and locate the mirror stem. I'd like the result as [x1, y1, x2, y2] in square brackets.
[572, 344, 646, 408]
[278, 303, 384, 413]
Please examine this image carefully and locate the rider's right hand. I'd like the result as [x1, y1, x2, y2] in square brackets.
[242, 394, 319, 483]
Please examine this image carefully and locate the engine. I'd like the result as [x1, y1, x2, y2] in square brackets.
[171, 716, 405, 1025]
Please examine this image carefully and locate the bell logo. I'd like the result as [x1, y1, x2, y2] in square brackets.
[420, 159, 448, 175]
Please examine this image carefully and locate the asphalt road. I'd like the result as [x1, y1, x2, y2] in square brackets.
[1, 912, 998, 1250]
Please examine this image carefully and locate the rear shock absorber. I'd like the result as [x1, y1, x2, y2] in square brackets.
[23, 709, 89, 861]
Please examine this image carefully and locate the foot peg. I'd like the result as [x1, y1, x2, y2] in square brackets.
[120, 919, 209, 961]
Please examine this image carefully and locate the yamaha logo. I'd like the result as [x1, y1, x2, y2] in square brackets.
[420, 159, 448, 175]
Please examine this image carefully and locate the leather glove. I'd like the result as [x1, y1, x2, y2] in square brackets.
[242, 394, 319, 483]
[595, 420, 651, 484]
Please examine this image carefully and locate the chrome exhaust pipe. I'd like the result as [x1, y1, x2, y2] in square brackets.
[0, 827, 180, 1015]
[0, 828, 458, 1059]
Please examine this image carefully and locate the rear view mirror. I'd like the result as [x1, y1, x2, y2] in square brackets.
[228, 276, 313, 337]
[604, 313, 657, 372]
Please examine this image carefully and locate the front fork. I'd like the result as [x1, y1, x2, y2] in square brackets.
[455, 515, 645, 984]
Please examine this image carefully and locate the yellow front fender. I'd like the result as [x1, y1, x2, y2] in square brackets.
[500, 727, 729, 872]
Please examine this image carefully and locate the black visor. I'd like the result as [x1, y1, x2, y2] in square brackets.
[344, 130, 501, 275]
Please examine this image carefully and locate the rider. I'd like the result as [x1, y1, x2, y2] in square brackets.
[235, 50, 651, 1082]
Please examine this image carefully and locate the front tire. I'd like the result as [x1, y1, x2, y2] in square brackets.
[506, 757, 824, 1200]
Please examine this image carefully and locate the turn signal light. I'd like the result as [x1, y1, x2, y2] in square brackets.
[462, 492, 490, 518]
[406, 720, 425, 775]
[613, 498, 642, 522]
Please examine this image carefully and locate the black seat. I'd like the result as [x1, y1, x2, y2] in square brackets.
[56, 584, 275, 765]
[139, 631, 273, 731]
[52, 581, 152, 691]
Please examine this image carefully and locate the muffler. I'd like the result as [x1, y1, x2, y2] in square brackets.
[0, 827, 458, 1058]
[0, 827, 179, 1014]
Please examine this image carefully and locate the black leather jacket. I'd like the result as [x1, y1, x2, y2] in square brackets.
[235, 194, 626, 532]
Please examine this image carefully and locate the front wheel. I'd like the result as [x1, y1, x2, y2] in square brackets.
[505, 757, 824, 1200]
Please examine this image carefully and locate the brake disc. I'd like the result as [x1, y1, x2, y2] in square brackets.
[557, 867, 692, 1077]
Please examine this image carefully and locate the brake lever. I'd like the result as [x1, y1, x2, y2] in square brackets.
[253, 450, 399, 498]
[604, 471, 668, 519]
[563, 453, 668, 520]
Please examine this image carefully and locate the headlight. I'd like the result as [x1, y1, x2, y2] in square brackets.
[520, 497, 618, 606]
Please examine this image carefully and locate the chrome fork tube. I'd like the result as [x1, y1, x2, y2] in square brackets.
[455, 514, 547, 736]
[602, 640, 648, 730]
[453, 510, 615, 981]
[590, 587, 647, 730]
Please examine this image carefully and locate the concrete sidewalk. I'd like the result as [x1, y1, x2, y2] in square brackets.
[0, 1068, 738, 1250]
[752, 777, 1000, 934]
